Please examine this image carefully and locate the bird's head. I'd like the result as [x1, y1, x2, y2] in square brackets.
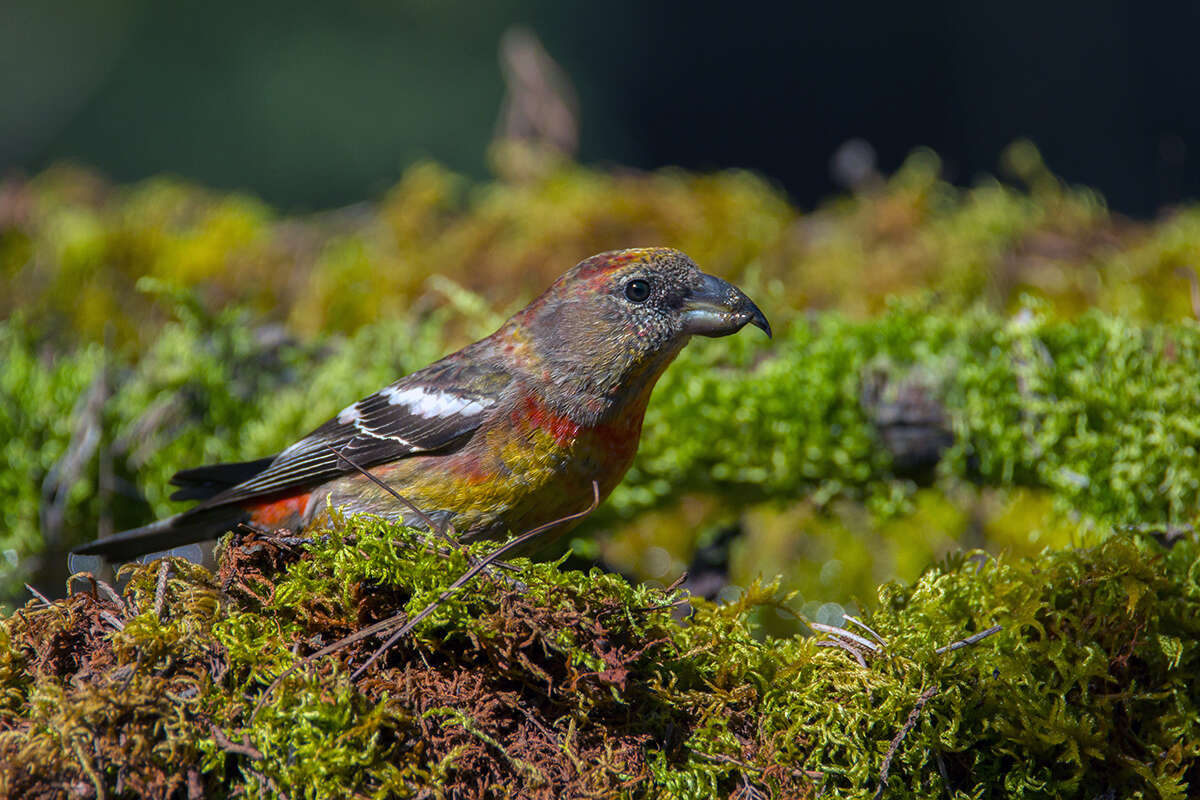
[507, 247, 770, 419]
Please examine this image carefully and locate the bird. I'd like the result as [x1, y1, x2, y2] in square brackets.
[73, 247, 770, 561]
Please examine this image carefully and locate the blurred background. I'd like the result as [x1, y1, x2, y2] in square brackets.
[4, 0, 1199, 215]
[4, 0, 1200, 626]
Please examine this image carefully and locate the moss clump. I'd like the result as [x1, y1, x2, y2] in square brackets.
[2, 518, 1197, 798]
[621, 303, 1200, 528]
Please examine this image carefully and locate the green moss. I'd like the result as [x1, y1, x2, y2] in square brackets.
[6, 149, 1200, 602]
[3, 153, 1199, 795]
[2, 519, 1197, 798]
[5, 302, 1200, 606]
[617, 303, 1200, 527]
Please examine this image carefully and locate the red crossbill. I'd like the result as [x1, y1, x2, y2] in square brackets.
[74, 247, 770, 560]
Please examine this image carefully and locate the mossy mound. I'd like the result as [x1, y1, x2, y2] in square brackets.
[3, 518, 1197, 798]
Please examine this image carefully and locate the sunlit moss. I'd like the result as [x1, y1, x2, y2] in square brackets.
[3, 154, 1200, 796]
[2, 520, 1197, 797]
[4, 299, 1200, 605]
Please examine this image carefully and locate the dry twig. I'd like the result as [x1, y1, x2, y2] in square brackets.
[324, 445, 524, 582]
[809, 621, 882, 652]
[936, 625, 1002, 655]
[154, 560, 171, 619]
[348, 480, 602, 680]
[843, 614, 888, 646]
[873, 686, 938, 800]
[323, 444, 459, 547]
[810, 620, 882, 667]
[210, 724, 264, 760]
[98, 611, 125, 631]
[93, 578, 126, 613]
[24, 583, 53, 607]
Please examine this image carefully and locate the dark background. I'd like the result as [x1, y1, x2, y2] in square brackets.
[3, 0, 1197, 216]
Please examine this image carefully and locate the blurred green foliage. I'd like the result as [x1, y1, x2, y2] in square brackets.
[618, 304, 1200, 608]
[5, 143, 1199, 350]
[3, 520, 1197, 797]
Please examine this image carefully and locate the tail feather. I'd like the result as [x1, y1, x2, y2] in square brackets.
[169, 456, 277, 501]
[71, 506, 250, 561]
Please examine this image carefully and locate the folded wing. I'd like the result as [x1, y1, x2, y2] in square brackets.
[175, 358, 511, 510]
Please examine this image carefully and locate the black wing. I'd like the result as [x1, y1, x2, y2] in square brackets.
[175, 357, 511, 509]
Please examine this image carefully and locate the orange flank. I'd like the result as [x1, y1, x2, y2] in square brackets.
[245, 491, 312, 528]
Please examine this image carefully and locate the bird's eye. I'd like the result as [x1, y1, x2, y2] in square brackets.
[624, 279, 651, 302]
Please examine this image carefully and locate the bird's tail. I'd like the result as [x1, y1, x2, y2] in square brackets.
[71, 506, 250, 562]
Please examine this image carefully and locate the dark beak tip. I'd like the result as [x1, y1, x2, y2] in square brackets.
[742, 300, 771, 339]
[752, 311, 772, 339]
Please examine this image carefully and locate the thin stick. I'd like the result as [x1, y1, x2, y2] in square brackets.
[94, 579, 126, 614]
[324, 444, 519, 575]
[349, 481, 601, 680]
[663, 572, 688, 594]
[210, 724, 264, 760]
[251, 614, 412, 723]
[935, 624, 1002, 654]
[98, 611, 126, 631]
[154, 560, 171, 619]
[808, 622, 881, 652]
[24, 583, 53, 607]
[324, 444, 458, 546]
[842, 614, 888, 646]
[603, 571, 692, 617]
[873, 686, 938, 800]
[816, 639, 867, 668]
